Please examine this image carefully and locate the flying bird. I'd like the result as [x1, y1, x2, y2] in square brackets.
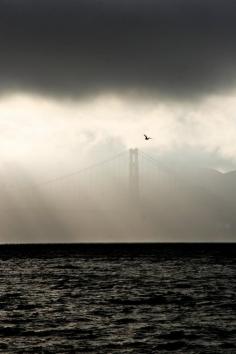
[144, 134, 152, 140]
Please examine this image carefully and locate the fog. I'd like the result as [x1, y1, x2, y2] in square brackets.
[0, 93, 236, 242]
[0, 148, 235, 243]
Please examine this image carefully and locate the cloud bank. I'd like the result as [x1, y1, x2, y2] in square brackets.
[1, 0, 236, 99]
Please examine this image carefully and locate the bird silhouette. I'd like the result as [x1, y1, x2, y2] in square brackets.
[144, 134, 152, 140]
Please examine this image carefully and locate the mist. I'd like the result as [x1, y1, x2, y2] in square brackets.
[1, 93, 236, 242]
[0, 146, 235, 243]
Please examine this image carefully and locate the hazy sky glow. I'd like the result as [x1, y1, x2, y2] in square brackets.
[1, 92, 236, 177]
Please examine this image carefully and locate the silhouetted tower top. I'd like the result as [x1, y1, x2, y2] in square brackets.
[129, 148, 139, 202]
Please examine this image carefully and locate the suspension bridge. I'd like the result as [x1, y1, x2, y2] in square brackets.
[1, 149, 232, 241]
[22, 148, 177, 210]
[0, 148, 182, 241]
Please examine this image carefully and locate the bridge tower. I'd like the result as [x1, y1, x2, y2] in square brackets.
[129, 148, 139, 201]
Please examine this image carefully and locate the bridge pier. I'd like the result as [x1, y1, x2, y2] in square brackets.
[129, 148, 139, 201]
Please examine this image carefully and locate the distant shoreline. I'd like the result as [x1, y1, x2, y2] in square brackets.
[0, 242, 235, 259]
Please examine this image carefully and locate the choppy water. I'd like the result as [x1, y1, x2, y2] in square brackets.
[0, 243, 235, 353]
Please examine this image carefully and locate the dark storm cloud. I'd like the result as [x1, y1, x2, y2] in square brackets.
[1, 0, 236, 98]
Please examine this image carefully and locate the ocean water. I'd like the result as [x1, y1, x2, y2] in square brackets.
[0, 243, 235, 353]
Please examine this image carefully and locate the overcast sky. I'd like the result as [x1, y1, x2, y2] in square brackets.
[1, 0, 236, 175]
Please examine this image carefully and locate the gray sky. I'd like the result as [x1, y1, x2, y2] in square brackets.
[1, 0, 236, 99]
